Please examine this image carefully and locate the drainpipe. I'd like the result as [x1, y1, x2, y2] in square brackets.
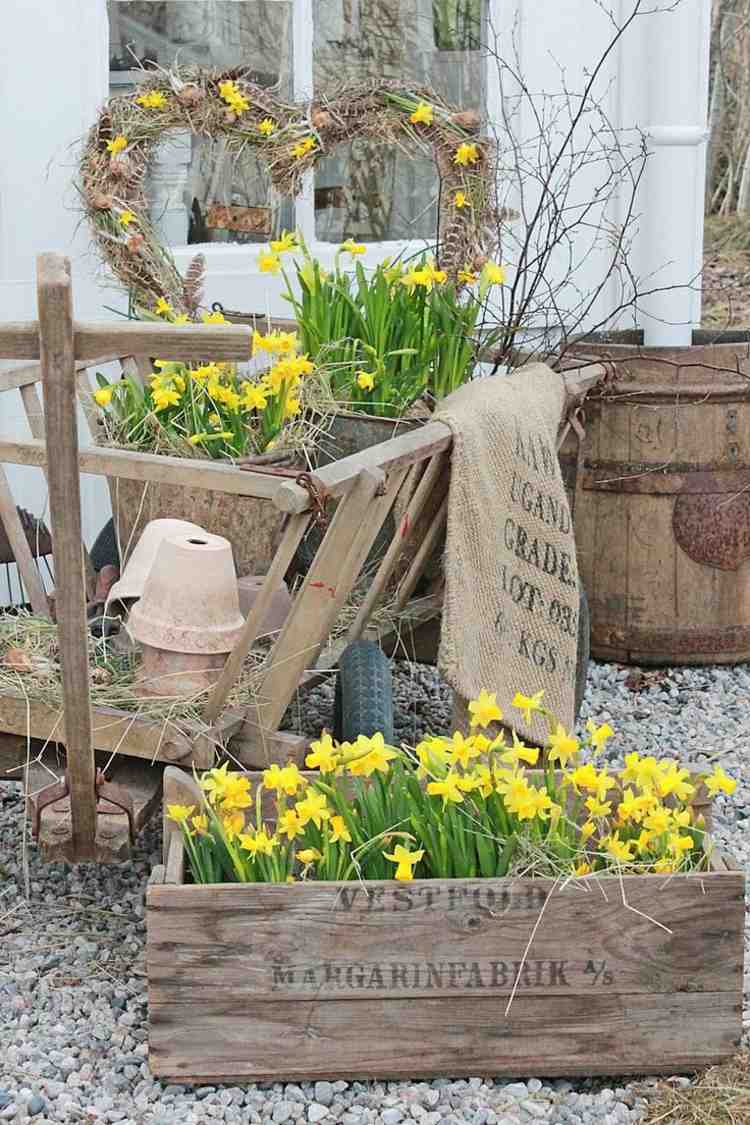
[638, 0, 711, 347]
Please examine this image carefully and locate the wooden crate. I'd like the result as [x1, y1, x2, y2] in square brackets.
[147, 842, 744, 1082]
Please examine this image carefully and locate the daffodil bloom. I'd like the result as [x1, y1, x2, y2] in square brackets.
[574, 862, 591, 877]
[221, 811, 245, 840]
[201, 310, 227, 324]
[200, 762, 231, 803]
[137, 90, 167, 109]
[292, 136, 316, 158]
[499, 731, 539, 768]
[704, 764, 737, 797]
[383, 843, 424, 881]
[635, 829, 654, 854]
[240, 383, 269, 412]
[94, 387, 112, 407]
[258, 251, 282, 274]
[446, 731, 481, 769]
[356, 371, 375, 391]
[668, 832, 694, 856]
[270, 230, 298, 254]
[118, 211, 137, 228]
[239, 827, 277, 856]
[218, 773, 253, 810]
[415, 737, 451, 778]
[410, 102, 434, 126]
[586, 719, 614, 754]
[191, 363, 220, 382]
[305, 733, 338, 773]
[601, 832, 634, 863]
[252, 329, 299, 355]
[259, 118, 277, 136]
[166, 803, 195, 824]
[483, 262, 505, 285]
[427, 772, 466, 806]
[277, 808, 304, 840]
[346, 733, 398, 777]
[546, 724, 579, 767]
[152, 388, 181, 411]
[284, 397, 301, 419]
[107, 135, 128, 155]
[297, 847, 323, 865]
[458, 268, 478, 285]
[454, 142, 479, 166]
[454, 190, 468, 208]
[512, 690, 544, 725]
[154, 296, 172, 317]
[218, 80, 250, 115]
[329, 815, 352, 844]
[585, 796, 612, 818]
[191, 814, 209, 836]
[579, 819, 596, 843]
[643, 805, 671, 836]
[295, 788, 331, 828]
[340, 238, 366, 256]
[263, 763, 304, 797]
[188, 431, 234, 445]
[617, 787, 650, 825]
[656, 763, 694, 802]
[654, 857, 676, 874]
[468, 689, 503, 729]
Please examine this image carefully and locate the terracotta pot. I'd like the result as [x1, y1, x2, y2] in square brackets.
[237, 575, 292, 634]
[135, 644, 225, 700]
[107, 518, 205, 605]
[127, 532, 245, 655]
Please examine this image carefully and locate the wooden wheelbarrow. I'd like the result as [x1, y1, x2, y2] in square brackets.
[0, 254, 605, 863]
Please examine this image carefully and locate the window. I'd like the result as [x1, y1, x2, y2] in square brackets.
[107, 0, 487, 248]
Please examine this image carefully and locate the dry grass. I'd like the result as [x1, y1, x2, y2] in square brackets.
[642, 1055, 750, 1124]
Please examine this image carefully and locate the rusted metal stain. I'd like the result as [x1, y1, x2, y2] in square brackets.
[673, 492, 750, 571]
[592, 622, 750, 657]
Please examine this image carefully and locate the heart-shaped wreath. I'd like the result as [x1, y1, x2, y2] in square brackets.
[79, 67, 498, 316]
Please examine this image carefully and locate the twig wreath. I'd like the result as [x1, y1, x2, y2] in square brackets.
[79, 67, 499, 315]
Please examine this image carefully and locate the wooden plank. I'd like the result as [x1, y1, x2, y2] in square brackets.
[229, 729, 309, 770]
[202, 512, 311, 725]
[0, 354, 125, 394]
[164, 833, 186, 886]
[0, 438, 289, 504]
[0, 693, 212, 768]
[147, 991, 742, 1082]
[0, 462, 49, 616]
[394, 495, 448, 613]
[0, 321, 253, 362]
[274, 422, 453, 514]
[37, 254, 97, 860]
[162, 766, 204, 860]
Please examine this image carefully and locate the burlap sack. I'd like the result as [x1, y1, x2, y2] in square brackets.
[435, 366, 578, 744]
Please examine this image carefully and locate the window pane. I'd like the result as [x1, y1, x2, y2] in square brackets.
[108, 2, 293, 245]
[313, 1, 485, 243]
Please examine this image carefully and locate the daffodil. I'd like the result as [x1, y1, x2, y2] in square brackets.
[218, 80, 250, 115]
[601, 831, 634, 864]
[292, 136, 316, 158]
[297, 847, 322, 865]
[270, 230, 299, 254]
[340, 238, 366, 256]
[295, 788, 331, 828]
[704, 764, 736, 797]
[427, 772, 465, 806]
[546, 723, 580, 767]
[329, 815, 352, 844]
[284, 397, 301, 419]
[586, 719, 614, 754]
[656, 762, 694, 801]
[201, 309, 227, 324]
[383, 843, 424, 881]
[277, 808, 304, 841]
[481, 261, 506, 286]
[585, 796, 612, 818]
[258, 251, 282, 274]
[259, 118, 277, 136]
[240, 382, 269, 412]
[166, 803, 195, 824]
[445, 731, 481, 769]
[500, 731, 540, 768]
[252, 329, 299, 355]
[239, 827, 277, 856]
[579, 819, 596, 843]
[221, 811, 245, 840]
[454, 190, 468, 208]
[107, 135, 128, 155]
[458, 267, 478, 285]
[356, 371, 375, 391]
[454, 142, 479, 166]
[643, 805, 671, 836]
[219, 773, 253, 810]
[668, 832, 694, 856]
[191, 813, 209, 836]
[467, 689, 503, 729]
[574, 862, 591, 877]
[94, 387, 112, 407]
[263, 763, 303, 797]
[152, 388, 181, 411]
[512, 690, 544, 725]
[137, 90, 167, 109]
[410, 102, 434, 126]
[118, 211, 137, 228]
[346, 733, 398, 777]
[154, 296, 172, 317]
[306, 733, 338, 773]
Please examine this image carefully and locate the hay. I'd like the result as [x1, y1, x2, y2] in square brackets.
[78, 65, 498, 311]
[642, 1055, 750, 1124]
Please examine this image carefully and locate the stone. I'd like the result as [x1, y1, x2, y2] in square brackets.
[273, 1102, 294, 1124]
[308, 1104, 329, 1124]
[27, 1095, 46, 1116]
[314, 1082, 334, 1107]
[382, 1111, 403, 1125]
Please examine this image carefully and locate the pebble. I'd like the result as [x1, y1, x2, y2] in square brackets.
[2, 659, 750, 1124]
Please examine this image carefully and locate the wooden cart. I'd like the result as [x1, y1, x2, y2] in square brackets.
[0, 254, 603, 863]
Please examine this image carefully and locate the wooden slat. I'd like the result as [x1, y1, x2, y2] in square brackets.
[202, 512, 311, 725]
[0, 438, 289, 505]
[229, 729, 309, 770]
[394, 495, 448, 613]
[164, 833, 186, 886]
[0, 355, 125, 395]
[0, 693, 213, 768]
[0, 463, 49, 616]
[37, 254, 97, 859]
[0, 321, 253, 362]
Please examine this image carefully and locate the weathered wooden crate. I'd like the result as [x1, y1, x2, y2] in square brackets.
[147, 840, 744, 1082]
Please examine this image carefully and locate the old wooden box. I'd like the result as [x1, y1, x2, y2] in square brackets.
[147, 848, 744, 1082]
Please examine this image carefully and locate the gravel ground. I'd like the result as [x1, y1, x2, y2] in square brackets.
[1, 659, 748, 1124]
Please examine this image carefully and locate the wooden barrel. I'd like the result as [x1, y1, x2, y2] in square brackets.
[568, 334, 750, 665]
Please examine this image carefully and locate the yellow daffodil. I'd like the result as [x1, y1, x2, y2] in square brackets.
[292, 136, 316, 158]
[218, 773, 253, 810]
[668, 832, 694, 856]
[239, 827, 277, 856]
[445, 731, 480, 769]
[94, 387, 112, 407]
[574, 862, 592, 877]
[383, 843, 424, 881]
[329, 815, 352, 844]
[137, 90, 167, 109]
[259, 118, 277, 136]
[454, 190, 468, 208]
[585, 796, 612, 818]
[467, 689, 503, 729]
[356, 371, 375, 391]
[284, 396, 301, 419]
[152, 388, 181, 411]
[454, 142, 479, 166]
[107, 135, 128, 155]
[500, 731, 539, 768]
[481, 261, 506, 286]
[340, 238, 366, 256]
[154, 296, 172, 317]
[656, 762, 695, 802]
[458, 267, 478, 285]
[191, 814, 209, 836]
[221, 810, 245, 840]
[512, 690, 544, 725]
[654, 857, 676, 874]
[252, 329, 299, 355]
[410, 102, 434, 126]
[200, 763, 230, 803]
[258, 251, 282, 274]
[601, 831, 634, 864]
[295, 788, 331, 829]
[277, 809, 304, 841]
[270, 230, 299, 254]
[166, 803, 195, 824]
[201, 309, 227, 324]
[117, 211, 136, 229]
[617, 787, 650, 825]
[704, 764, 737, 797]
[427, 772, 466, 806]
[218, 80, 250, 115]
[546, 724, 579, 767]
[297, 847, 323, 865]
[579, 819, 596, 843]
[586, 719, 614, 754]
[241, 383, 269, 412]
[643, 805, 671, 836]
[415, 737, 451, 778]
[346, 733, 398, 777]
[635, 829, 654, 854]
[306, 734, 338, 773]
[263, 763, 304, 797]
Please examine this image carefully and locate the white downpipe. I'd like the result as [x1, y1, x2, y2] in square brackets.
[639, 0, 711, 347]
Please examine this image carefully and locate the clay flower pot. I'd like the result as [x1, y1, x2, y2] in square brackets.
[128, 532, 245, 655]
[237, 575, 292, 635]
[135, 644, 227, 700]
[108, 518, 206, 606]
